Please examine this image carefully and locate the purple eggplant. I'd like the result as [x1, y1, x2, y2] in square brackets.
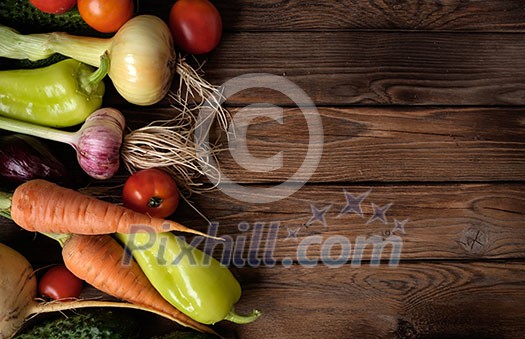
[0, 134, 68, 188]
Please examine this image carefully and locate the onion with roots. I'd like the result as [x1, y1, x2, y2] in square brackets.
[121, 55, 230, 192]
[121, 101, 226, 192]
[0, 242, 204, 338]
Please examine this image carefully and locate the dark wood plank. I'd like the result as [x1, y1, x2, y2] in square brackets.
[176, 183, 525, 263]
[217, 262, 525, 338]
[199, 31, 525, 106]
[132, 106, 523, 183]
[105, 31, 525, 108]
[141, 0, 525, 32]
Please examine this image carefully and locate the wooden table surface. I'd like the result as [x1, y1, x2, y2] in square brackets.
[1, 1, 525, 338]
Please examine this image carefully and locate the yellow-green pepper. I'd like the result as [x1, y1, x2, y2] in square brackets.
[0, 57, 106, 128]
[116, 231, 261, 325]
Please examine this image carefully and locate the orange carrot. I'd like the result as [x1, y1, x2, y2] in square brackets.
[61, 234, 218, 335]
[10, 179, 210, 237]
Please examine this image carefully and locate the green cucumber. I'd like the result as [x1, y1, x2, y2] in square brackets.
[0, 54, 66, 70]
[14, 309, 142, 339]
[0, 0, 100, 70]
[0, 0, 142, 70]
[0, 0, 100, 35]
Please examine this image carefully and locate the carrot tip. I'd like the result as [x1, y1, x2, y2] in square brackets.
[162, 222, 225, 241]
[178, 230, 224, 241]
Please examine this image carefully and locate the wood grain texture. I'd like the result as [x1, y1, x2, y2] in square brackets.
[199, 31, 525, 106]
[214, 262, 525, 339]
[102, 31, 525, 108]
[122, 106, 524, 183]
[172, 183, 525, 263]
[142, 0, 525, 32]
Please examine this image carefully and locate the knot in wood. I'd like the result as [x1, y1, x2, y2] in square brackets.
[458, 224, 489, 256]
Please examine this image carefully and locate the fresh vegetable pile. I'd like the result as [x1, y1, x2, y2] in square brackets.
[0, 1, 260, 338]
[0, 241, 205, 338]
[0, 0, 228, 186]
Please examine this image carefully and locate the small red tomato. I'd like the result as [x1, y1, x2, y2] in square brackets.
[169, 0, 223, 55]
[30, 0, 77, 15]
[38, 265, 83, 301]
[77, 0, 134, 33]
[122, 168, 180, 218]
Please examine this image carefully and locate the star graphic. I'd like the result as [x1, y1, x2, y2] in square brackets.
[367, 202, 393, 224]
[305, 204, 331, 228]
[285, 226, 300, 240]
[392, 218, 408, 234]
[338, 189, 371, 217]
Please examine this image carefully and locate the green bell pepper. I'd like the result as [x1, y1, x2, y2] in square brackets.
[116, 232, 261, 325]
[0, 57, 107, 128]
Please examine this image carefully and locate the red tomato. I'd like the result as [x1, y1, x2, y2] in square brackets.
[169, 0, 223, 55]
[30, 0, 77, 15]
[38, 265, 83, 301]
[122, 168, 180, 219]
[77, 0, 134, 33]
